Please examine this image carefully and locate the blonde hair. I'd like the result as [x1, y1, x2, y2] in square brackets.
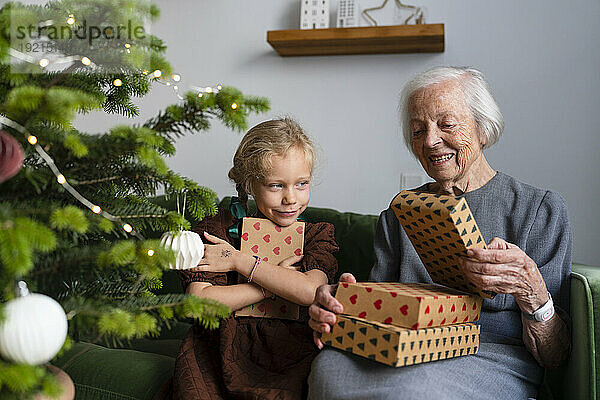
[228, 118, 316, 205]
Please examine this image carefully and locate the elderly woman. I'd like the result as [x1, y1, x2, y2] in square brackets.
[307, 66, 571, 399]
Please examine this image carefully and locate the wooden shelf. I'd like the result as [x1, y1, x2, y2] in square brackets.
[267, 24, 444, 57]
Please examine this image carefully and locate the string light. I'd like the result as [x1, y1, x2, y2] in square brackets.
[0, 115, 145, 240]
[147, 249, 155, 257]
[2, 13, 242, 241]
[10, 30, 227, 106]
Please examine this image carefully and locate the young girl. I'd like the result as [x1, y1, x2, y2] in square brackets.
[172, 118, 338, 400]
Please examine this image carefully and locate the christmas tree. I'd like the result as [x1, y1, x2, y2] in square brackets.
[0, 1, 270, 397]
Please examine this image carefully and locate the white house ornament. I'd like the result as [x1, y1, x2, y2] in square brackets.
[300, 0, 330, 29]
[0, 282, 68, 365]
[337, 0, 360, 27]
[160, 231, 205, 270]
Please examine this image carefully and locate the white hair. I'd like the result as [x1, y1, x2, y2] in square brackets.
[399, 66, 504, 156]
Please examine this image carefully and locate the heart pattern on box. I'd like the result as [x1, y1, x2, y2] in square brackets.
[237, 295, 300, 320]
[239, 217, 304, 266]
[235, 217, 305, 320]
[336, 282, 482, 330]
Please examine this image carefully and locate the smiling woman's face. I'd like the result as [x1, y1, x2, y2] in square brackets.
[409, 79, 486, 191]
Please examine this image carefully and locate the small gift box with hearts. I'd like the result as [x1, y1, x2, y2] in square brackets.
[321, 315, 480, 367]
[235, 217, 305, 320]
[336, 282, 482, 330]
[391, 190, 495, 298]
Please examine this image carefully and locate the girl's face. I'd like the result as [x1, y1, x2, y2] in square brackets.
[252, 146, 311, 227]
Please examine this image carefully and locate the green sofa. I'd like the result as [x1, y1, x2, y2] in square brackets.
[53, 199, 599, 400]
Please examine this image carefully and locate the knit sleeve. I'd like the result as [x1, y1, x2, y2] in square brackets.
[525, 190, 572, 320]
[300, 222, 339, 283]
[369, 208, 402, 282]
[176, 209, 233, 291]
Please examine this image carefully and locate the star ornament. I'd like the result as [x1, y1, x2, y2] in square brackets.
[362, 0, 424, 26]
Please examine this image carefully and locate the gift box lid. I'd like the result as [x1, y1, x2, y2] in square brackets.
[391, 190, 495, 298]
[336, 282, 482, 330]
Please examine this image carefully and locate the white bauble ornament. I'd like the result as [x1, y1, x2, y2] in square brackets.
[0, 283, 68, 365]
[160, 230, 204, 270]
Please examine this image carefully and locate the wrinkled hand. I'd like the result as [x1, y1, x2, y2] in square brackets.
[459, 237, 548, 313]
[189, 232, 239, 273]
[308, 273, 357, 349]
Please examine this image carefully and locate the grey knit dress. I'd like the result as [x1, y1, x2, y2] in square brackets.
[308, 172, 572, 400]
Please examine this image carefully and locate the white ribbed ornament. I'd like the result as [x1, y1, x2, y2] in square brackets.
[160, 231, 204, 270]
[0, 283, 68, 365]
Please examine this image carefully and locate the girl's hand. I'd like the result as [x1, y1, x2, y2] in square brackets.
[278, 254, 303, 268]
[192, 232, 240, 273]
[459, 237, 549, 313]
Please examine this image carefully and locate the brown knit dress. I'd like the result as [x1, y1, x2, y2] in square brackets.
[171, 209, 338, 400]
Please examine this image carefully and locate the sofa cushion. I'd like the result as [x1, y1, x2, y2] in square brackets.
[54, 342, 175, 400]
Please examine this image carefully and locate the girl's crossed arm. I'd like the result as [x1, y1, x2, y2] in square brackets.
[191, 232, 328, 308]
[186, 280, 269, 312]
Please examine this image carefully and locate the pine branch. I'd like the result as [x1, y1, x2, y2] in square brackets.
[0, 1, 268, 395]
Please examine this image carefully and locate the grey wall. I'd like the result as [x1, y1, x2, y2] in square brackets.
[74, 0, 600, 265]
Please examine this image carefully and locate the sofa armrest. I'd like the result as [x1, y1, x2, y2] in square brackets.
[540, 264, 598, 400]
[568, 264, 599, 400]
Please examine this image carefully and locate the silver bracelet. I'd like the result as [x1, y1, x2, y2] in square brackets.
[522, 292, 554, 322]
[247, 256, 261, 283]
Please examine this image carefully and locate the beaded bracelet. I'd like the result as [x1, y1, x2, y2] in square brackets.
[248, 256, 261, 283]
